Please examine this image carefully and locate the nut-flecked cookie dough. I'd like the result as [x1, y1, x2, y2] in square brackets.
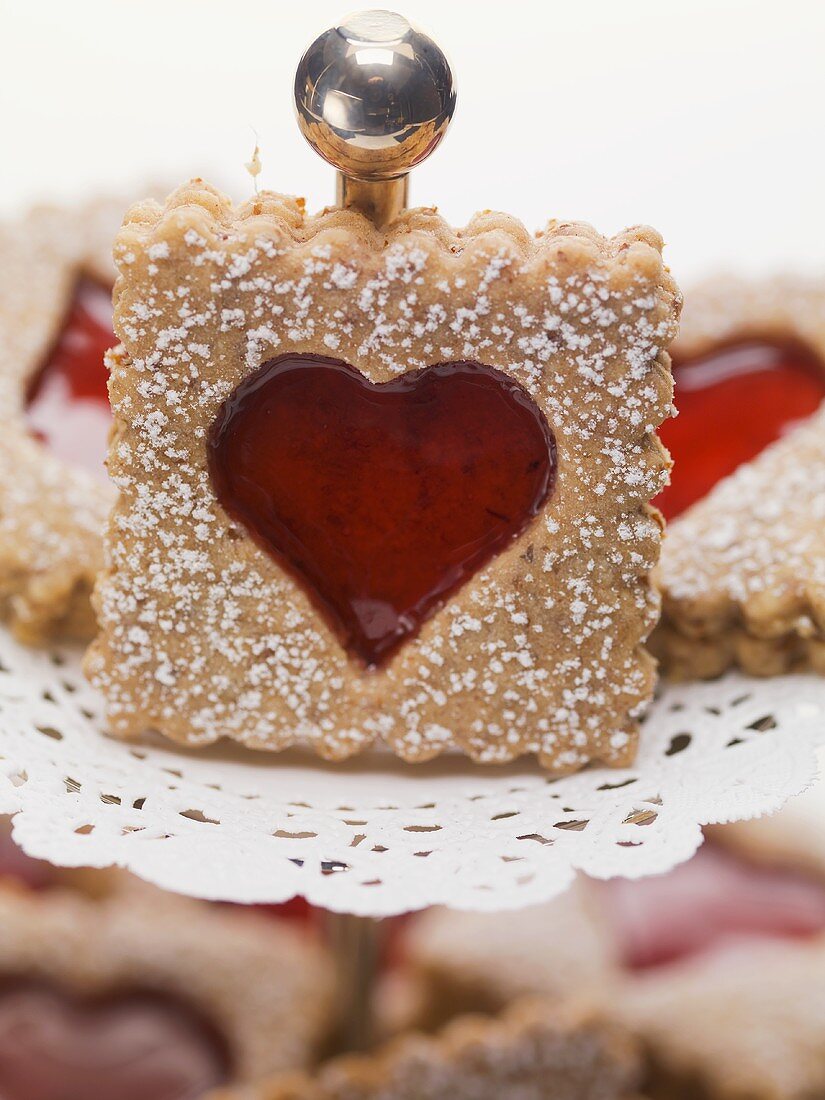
[209, 998, 641, 1100]
[0, 199, 122, 643]
[0, 882, 334, 1089]
[86, 181, 679, 771]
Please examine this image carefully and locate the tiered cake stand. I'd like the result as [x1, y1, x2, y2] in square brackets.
[2, 11, 824, 1049]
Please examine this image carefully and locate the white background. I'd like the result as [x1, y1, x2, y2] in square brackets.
[2, 0, 824, 286]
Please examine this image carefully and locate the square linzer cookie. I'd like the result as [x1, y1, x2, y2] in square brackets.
[85, 182, 679, 770]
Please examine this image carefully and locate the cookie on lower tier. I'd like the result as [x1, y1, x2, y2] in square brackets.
[0, 882, 333, 1095]
[209, 998, 641, 1100]
[86, 181, 679, 770]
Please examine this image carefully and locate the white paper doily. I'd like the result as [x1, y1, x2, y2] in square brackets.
[0, 626, 823, 916]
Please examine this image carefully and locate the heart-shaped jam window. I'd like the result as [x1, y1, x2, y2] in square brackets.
[0, 984, 229, 1100]
[656, 337, 825, 519]
[26, 278, 114, 479]
[209, 356, 556, 667]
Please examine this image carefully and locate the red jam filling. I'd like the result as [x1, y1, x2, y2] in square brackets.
[209, 356, 556, 668]
[605, 843, 825, 971]
[0, 984, 229, 1100]
[656, 338, 825, 519]
[25, 279, 114, 478]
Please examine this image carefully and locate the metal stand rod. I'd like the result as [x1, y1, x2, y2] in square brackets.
[336, 174, 409, 227]
[323, 910, 387, 1053]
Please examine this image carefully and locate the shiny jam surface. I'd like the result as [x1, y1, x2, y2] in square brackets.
[209, 355, 556, 668]
[0, 985, 229, 1100]
[656, 338, 825, 519]
[605, 843, 825, 971]
[25, 279, 114, 478]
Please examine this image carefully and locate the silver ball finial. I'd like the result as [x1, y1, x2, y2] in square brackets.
[294, 10, 456, 222]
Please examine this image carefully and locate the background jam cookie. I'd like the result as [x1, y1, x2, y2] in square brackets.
[86, 181, 679, 771]
[0, 883, 334, 1096]
[651, 275, 825, 679]
[653, 404, 825, 679]
[210, 999, 641, 1100]
[0, 198, 121, 643]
